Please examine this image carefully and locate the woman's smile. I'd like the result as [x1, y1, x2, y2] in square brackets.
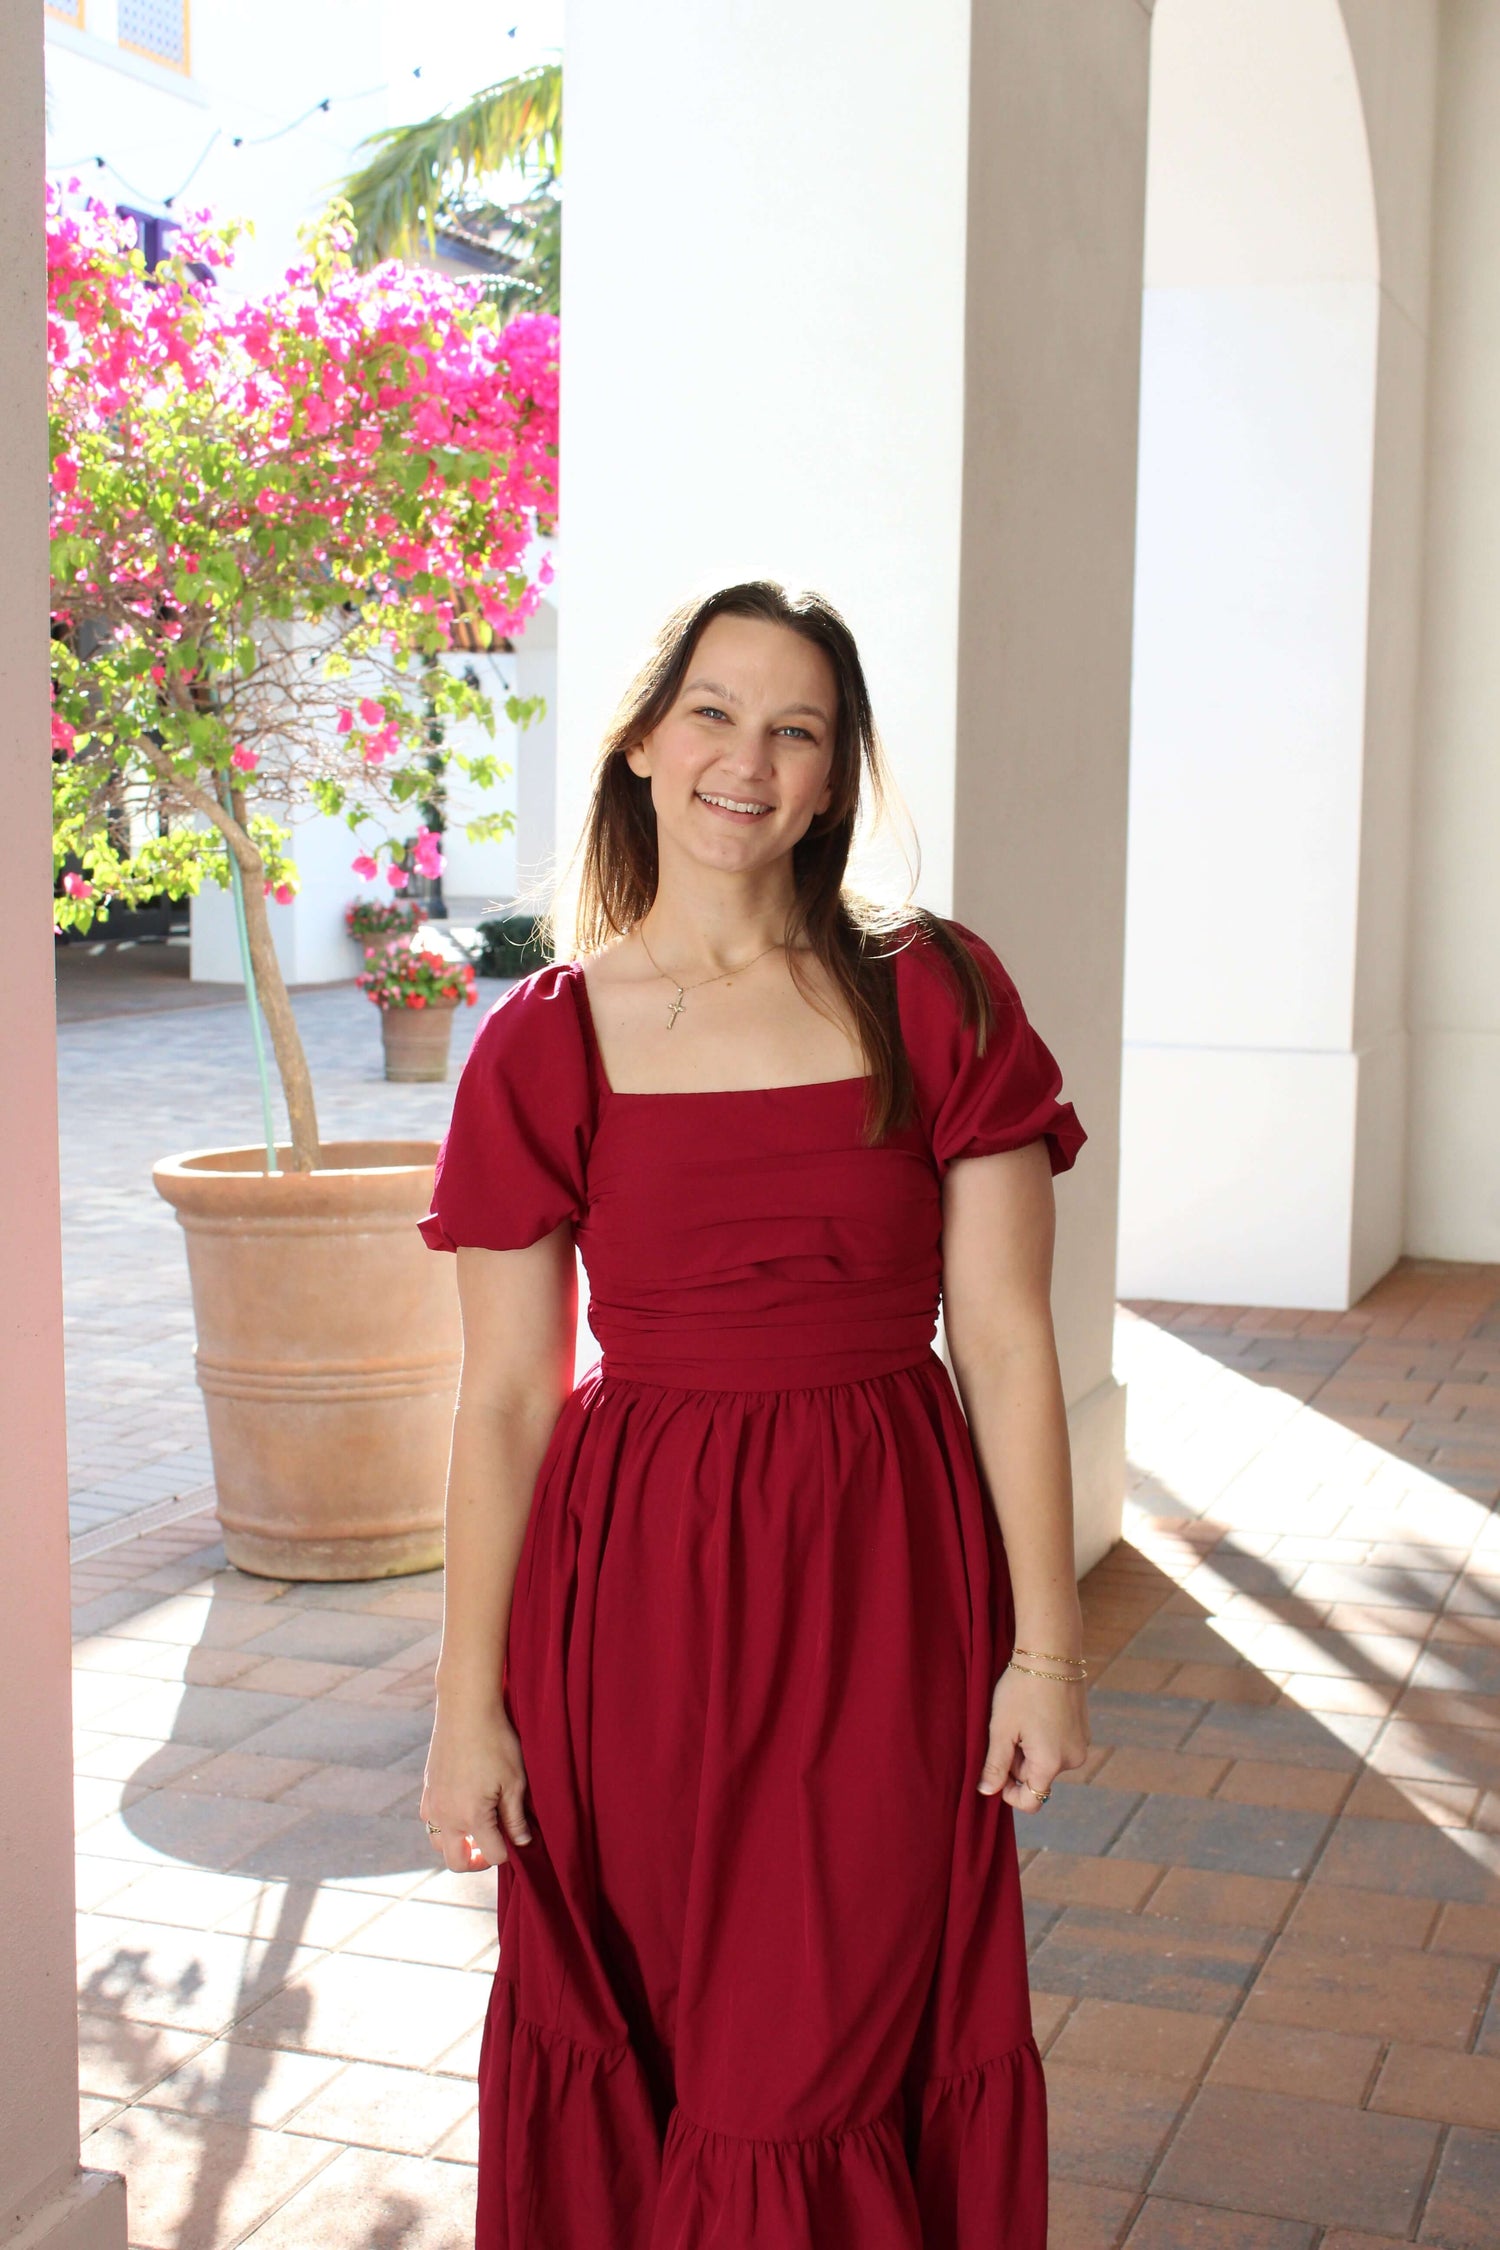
[694, 788, 773, 821]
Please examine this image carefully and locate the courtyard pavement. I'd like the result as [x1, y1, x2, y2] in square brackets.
[68, 1256, 1500, 2247]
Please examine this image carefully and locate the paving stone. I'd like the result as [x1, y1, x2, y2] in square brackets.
[1046, 1999, 1221, 2082]
[1417, 2125, 1500, 2247]
[1027, 1907, 1266, 2016]
[234, 1702, 435, 1770]
[1087, 1692, 1212, 1750]
[139, 2037, 346, 2128]
[225, 1810, 433, 1885]
[1020, 1850, 1162, 1911]
[1178, 1704, 1380, 1770]
[80, 2110, 336, 2250]
[90, 1683, 306, 1752]
[279, 2058, 479, 2155]
[1243, 1934, 1489, 2046]
[1141, 1870, 1297, 1931]
[1205, 2020, 1380, 2105]
[1044, 2061, 1190, 2189]
[1010, 1782, 1143, 1858]
[233, 2143, 477, 2249]
[243, 1609, 437, 1669]
[77, 1918, 321, 2037]
[1109, 1795, 1332, 1882]
[234, 1952, 491, 2070]
[1310, 1814, 1500, 1903]
[1371, 2044, 1500, 2132]
[1151, 2083, 1440, 2233]
[1124, 2203, 1317, 2248]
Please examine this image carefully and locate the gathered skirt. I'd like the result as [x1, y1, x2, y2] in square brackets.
[478, 1351, 1048, 2247]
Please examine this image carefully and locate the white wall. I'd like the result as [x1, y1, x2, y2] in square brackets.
[559, 0, 1149, 1575]
[1121, 0, 1394, 1307]
[1408, 0, 1500, 1259]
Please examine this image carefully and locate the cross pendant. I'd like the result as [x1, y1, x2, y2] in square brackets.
[666, 988, 686, 1029]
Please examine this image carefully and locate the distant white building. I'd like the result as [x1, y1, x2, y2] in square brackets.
[45, 0, 557, 978]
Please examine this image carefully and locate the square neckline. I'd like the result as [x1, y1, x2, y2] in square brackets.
[569, 958, 872, 1101]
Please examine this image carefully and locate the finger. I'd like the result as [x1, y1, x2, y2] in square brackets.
[441, 1829, 496, 1874]
[498, 1777, 533, 1848]
[977, 1724, 1020, 1797]
[1003, 1756, 1060, 1813]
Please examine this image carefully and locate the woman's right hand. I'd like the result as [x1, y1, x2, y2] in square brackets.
[421, 1697, 534, 1874]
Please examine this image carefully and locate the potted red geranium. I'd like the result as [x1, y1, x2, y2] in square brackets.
[359, 941, 478, 1081]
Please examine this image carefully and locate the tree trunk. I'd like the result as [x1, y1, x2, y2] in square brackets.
[139, 747, 324, 1170]
[225, 788, 322, 1172]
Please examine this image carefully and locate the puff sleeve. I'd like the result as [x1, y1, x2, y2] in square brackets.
[417, 962, 594, 1253]
[902, 918, 1087, 1180]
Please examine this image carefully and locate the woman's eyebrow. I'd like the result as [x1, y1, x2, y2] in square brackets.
[682, 677, 829, 722]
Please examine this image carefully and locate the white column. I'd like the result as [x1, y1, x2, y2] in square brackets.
[0, 7, 128, 2244]
[559, 0, 1149, 1572]
[1119, 0, 1435, 1309]
[1408, 0, 1500, 1260]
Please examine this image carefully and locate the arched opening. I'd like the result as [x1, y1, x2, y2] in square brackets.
[1120, 0, 1383, 1307]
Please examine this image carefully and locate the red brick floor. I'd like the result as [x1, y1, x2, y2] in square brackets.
[1037, 1260, 1500, 2248]
[69, 1258, 1500, 2246]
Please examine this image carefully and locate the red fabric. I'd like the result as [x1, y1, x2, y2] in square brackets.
[419, 917, 1084, 2248]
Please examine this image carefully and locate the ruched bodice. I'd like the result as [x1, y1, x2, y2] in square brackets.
[418, 918, 1085, 2250]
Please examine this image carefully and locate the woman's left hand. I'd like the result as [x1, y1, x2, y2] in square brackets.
[978, 1664, 1091, 1812]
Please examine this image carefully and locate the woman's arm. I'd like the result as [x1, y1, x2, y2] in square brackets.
[420, 1225, 579, 1874]
[940, 1138, 1091, 1812]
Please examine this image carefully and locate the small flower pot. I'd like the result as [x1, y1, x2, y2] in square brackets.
[379, 994, 460, 1082]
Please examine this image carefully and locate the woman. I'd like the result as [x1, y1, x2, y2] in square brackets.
[418, 580, 1091, 2248]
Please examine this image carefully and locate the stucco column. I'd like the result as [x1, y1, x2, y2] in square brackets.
[558, 0, 1149, 1572]
[0, 10, 128, 2246]
[1408, 0, 1500, 1260]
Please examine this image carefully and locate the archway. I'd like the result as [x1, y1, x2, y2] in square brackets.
[1119, 0, 1384, 1307]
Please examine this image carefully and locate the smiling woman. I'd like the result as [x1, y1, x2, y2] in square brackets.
[416, 580, 1090, 2247]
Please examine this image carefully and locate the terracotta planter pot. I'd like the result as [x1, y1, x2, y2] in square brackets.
[379, 995, 460, 1082]
[152, 1141, 459, 1581]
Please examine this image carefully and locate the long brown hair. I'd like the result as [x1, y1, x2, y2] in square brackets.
[547, 580, 995, 1145]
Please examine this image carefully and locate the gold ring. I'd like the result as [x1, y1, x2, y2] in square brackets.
[1025, 1782, 1050, 1805]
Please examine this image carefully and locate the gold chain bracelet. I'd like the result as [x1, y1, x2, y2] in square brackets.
[1006, 1660, 1088, 1683]
[1013, 1645, 1088, 1669]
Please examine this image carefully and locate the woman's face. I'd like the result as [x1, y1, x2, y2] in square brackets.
[626, 614, 838, 876]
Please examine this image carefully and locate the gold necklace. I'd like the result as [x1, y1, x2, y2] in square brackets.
[635, 923, 787, 1030]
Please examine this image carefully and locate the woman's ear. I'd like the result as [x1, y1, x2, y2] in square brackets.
[624, 735, 652, 778]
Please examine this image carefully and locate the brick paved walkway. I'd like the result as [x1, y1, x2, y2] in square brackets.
[59, 971, 502, 1539]
[69, 1261, 1500, 2246]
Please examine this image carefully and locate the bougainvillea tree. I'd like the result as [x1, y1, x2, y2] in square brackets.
[48, 187, 558, 1169]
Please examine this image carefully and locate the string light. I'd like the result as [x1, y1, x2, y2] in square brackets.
[45, 32, 530, 214]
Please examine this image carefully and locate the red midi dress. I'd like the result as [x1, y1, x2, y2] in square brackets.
[418, 915, 1086, 2249]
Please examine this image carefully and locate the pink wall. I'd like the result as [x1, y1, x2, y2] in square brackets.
[0, 9, 126, 2242]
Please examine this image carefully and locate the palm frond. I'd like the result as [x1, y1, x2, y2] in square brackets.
[339, 63, 562, 268]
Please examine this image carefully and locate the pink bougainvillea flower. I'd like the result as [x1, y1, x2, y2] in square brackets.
[385, 864, 409, 889]
[351, 853, 379, 881]
[52, 454, 79, 494]
[51, 713, 76, 755]
[62, 871, 92, 898]
[229, 744, 258, 772]
[335, 708, 354, 734]
[358, 697, 384, 726]
[273, 882, 294, 905]
[412, 826, 445, 879]
[254, 488, 279, 515]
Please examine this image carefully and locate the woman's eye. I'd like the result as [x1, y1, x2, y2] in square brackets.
[694, 706, 728, 721]
[777, 726, 813, 741]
